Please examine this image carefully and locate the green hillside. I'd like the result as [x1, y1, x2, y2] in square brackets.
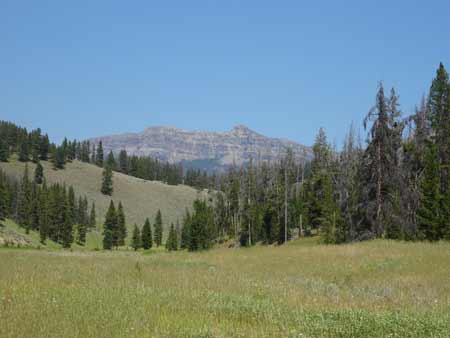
[0, 159, 209, 236]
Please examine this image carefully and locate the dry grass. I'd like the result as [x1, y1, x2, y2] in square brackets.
[1, 239, 450, 337]
[0, 159, 207, 236]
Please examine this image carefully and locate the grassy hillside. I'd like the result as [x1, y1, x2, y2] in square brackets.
[1, 239, 450, 337]
[0, 159, 208, 236]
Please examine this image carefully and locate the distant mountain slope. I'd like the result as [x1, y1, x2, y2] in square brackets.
[89, 125, 312, 170]
[0, 159, 207, 236]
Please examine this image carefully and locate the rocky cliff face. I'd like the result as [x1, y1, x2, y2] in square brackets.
[89, 125, 311, 169]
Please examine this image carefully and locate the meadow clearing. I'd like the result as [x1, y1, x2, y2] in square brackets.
[1, 238, 450, 338]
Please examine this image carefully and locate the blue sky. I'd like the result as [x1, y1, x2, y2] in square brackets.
[1, 0, 450, 146]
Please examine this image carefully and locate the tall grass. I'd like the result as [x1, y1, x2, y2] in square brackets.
[1, 239, 450, 337]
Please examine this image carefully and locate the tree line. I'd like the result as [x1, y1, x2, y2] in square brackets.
[191, 63, 450, 246]
[0, 122, 213, 190]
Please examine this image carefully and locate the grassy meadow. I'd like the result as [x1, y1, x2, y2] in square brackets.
[1, 238, 450, 338]
[0, 158, 208, 237]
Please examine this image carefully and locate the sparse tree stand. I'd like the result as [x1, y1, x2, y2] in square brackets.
[131, 224, 141, 251]
[101, 165, 114, 196]
[141, 218, 153, 250]
[154, 209, 163, 247]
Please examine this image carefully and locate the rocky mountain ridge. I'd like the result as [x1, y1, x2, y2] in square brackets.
[89, 125, 312, 170]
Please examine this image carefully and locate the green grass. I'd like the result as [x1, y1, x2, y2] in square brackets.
[1, 239, 450, 337]
[0, 158, 208, 236]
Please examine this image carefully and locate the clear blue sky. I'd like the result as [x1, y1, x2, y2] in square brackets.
[1, 0, 450, 146]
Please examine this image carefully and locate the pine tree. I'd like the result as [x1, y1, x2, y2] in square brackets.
[60, 194, 73, 249]
[180, 209, 191, 249]
[103, 228, 113, 250]
[77, 222, 87, 246]
[101, 165, 114, 195]
[154, 209, 163, 246]
[0, 138, 10, 162]
[38, 182, 48, 244]
[17, 165, 31, 231]
[18, 136, 29, 162]
[106, 151, 116, 170]
[188, 199, 214, 251]
[131, 224, 141, 251]
[34, 162, 44, 184]
[96, 141, 104, 167]
[118, 150, 128, 173]
[357, 83, 402, 239]
[0, 176, 7, 222]
[428, 63, 450, 194]
[91, 144, 96, 163]
[141, 218, 153, 249]
[67, 186, 77, 225]
[417, 142, 441, 240]
[89, 202, 96, 229]
[39, 134, 50, 161]
[166, 223, 178, 251]
[29, 184, 40, 231]
[319, 173, 339, 244]
[103, 200, 117, 250]
[116, 201, 127, 246]
[52, 146, 66, 169]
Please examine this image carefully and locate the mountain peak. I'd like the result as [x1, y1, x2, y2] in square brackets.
[230, 124, 256, 136]
[89, 125, 312, 169]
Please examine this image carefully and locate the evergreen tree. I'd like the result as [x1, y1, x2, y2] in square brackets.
[101, 165, 114, 195]
[34, 162, 44, 184]
[0, 138, 9, 162]
[319, 173, 339, 244]
[116, 201, 127, 246]
[77, 222, 87, 246]
[428, 63, 450, 194]
[131, 224, 141, 251]
[89, 202, 96, 229]
[154, 209, 163, 246]
[166, 223, 178, 251]
[91, 144, 96, 163]
[52, 146, 66, 169]
[17, 165, 31, 231]
[67, 186, 77, 225]
[417, 142, 441, 240]
[106, 151, 116, 170]
[141, 218, 153, 249]
[103, 200, 117, 250]
[118, 150, 128, 173]
[0, 175, 7, 221]
[188, 199, 214, 251]
[103, 228, 113, 250]
[96, 141, 104, 167]
[18, 136, 29, 162]
[39, 134, 50, 161]
[38, 181, 48, 244]
[357, 83, 402, 238]
[180, 209, 191, 249]
[60, 194, 73, 248]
